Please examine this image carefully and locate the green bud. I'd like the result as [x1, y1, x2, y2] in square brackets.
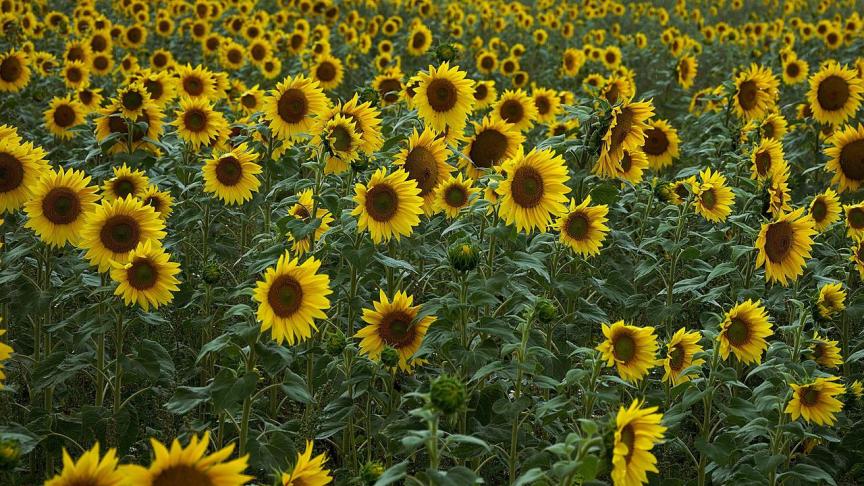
[203, 262, 221, 284]
[359, 460, 385, 484]
[430, 374, 467, 415]
[358, 86, 379, 107]
[448, 241, 480, 273]
[435, 43, 459, 63]
[534, 299, 557, 323]
[325, 328, 347, 355]
[0, 439, 21, 471]
[381, 346, 400, 368]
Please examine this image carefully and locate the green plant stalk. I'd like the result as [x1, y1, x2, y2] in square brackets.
[112, 312, 125, 415]
[239, 338, 258, 456]
[697, 342, 722, 486]
[665, 200, 691, 332]
[767, 393, 791, 486]
[428, 414, 440, 472]
[509, 315, 532, 483]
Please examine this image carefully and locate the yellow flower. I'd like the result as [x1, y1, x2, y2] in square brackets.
[44, 96, 85, 140]
[595, 100, 655, 178]
[755, 207, 815, 286]
[498, 147, 570, 233]
[662, 327, 705, 385]
[414, 62, 475, 134]
[101, 164, 149, 201]
[355, 290, 436, 372]
[311, 54, 344, 91]
[172, 97, 228, 150]
[732, 64, 778, 120]
[352, 168, 423, 244]
[808, 189, 842, 232]
[843, 202, 864, 240]
[816, 283, 846, 320]
[433, 172, 478, 218]
[263, 74, 329, 141]
[806, 61, 863, 126]
[717, 299, 773, 365]
[24, 167, 100, 247]
[0, 327, 11, 389]
[0, 50, 32, 92]
[78, 195, 166, 273]
[676, 55, 698, 89]
[202, 143, 262, 205]
[281, 440, 333, 486]
[121, 432, 252, 486]
[287, 189, 334, 255]
[553, 196, 609, 257]
[692, 168, 735, 222]
[824, 123, 864, 193]
[253, 251, 332, 346]
[45, 443, 125, 486]
[492, 89, 538, 132]
[393, 127, 452, 214]
[750, 138, 785, 181]
[810, 333, 843, 368]
[596, 321, 658, 382]
[0, 136, 50, 213]
[461, 115, 524, 179]
[611, 400, 666, 486]
[785, 376, 844, 426]
[110, 240, 181, 311]
[641, 119, 679, 171]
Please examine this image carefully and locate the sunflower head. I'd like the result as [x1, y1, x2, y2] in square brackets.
[596, 321, 659, 382]
[785, 376, 845, 426]
[717, 299, 773, 365]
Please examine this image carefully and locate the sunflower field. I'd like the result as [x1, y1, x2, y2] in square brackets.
[3, 0, 864, 485]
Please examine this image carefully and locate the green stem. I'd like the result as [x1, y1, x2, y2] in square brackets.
[239, 337, 258, 456]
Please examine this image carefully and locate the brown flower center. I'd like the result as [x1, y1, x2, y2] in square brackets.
[737, 80, 758, 110]
[377, 79, 402, 103]
[412, 32, 426, 49]
[699, 187, 717, 210]
[643, 127, 669, 156]
[619, 424, 636, 463]
[315, 61, 337, 82]
[266, 275, 304, 318]
[122, 90, 144, 111]
[764, 221, 793, 263]
[241, 94, 257, 109]
[215, 156, 243, 186]
[127, 258, 159, 290]
[99, 215, 141, 253]
[811, 199, 827, 222]
[152, 465, 214, 486]
[800, 386, 820, 406]
[182, 76, 205, 96]
[403, 147, 439, 197]
[612, 332, 636, 363]
[510, 166, 544, 208]
[365, 183, 399, 222]
[0, 152, 24, 193]
[839, 139, 864, 182]
[378, 310, 417, 348]
[444, 184, 468, 208]
[755, 151, 772, 176]
[329, 125, 352, 152]
[725, 317, 751, 346]
[499, 99, 525, 125]
[785, 62, 800, 78]
[426, 78, 458, 112]
[565, 213, 589, 240]
[277, 88, 309, 124]
[53, 104, 77, 127]
[534, 96, 550, 115]
[251, 44, 267, 61]
[848, 207, 864, 229]
[816, 75, 850, 111]
[42, 187, 81, 224]
[184, 109, 208, 132]
[469, 129, 508, 169]
[668, 344, 685, 371]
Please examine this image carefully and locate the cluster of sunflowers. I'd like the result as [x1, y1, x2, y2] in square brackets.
[1, 0, 864, 484]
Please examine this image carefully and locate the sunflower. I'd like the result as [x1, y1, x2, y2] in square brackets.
[414, 62, 475, 134]
[237, 85, 264, 115]
[785, 376, 845, 426]
[472, 80, 497, 109]
[44, 96, 85, 140]
[732, 64, 778, 120]
[0, 50, 31, 92]
[553, 195, 609, 257]
[173, 97, 227, 150]
[62, 60, 90, 90]
[595, 100, 655, 178]
[476, 50, 498, 75]
[407, 23, 433, 56]
[825, 123, 864, 193]
[641, 119, 679, 171]
[611, 400, 666, 486]
[78, 195, 166, 272]
[492, 89, 538, 132]
[372, 68, 403, 105]
[281, 440, 333, 486]
[115, 82, 151, 119]
[810, 333, 843, 368]
[352, 167, 423, 244]
[393, 127, 452, 213]
[782, 55, 809, 84]
[561, 47, 585, 77]
[102, 164, 149, 201]
[77, 87, 104, 113]
[816, 282, 846, 321]
[264, 75, 329, 141]
[311, 54, 344, 91]
[615, 148, 650, 184]
[600, 76, 634, 106]
[717, 299, 773, 365]
[692, 168, 735, 222]
[676, 55, 698, 90]
[498, 147, 570, 233]
[355, 290, 436, 372]
[0, 137, 50, 213]
[0, 327, 10, 388]
[322, 94, 384, 155]
[852, 240, 864, 279]
[120, 432, 251, 486]
[806, 61, 863, 126]
[176, 64, 218, 100]
[808, 189, 842, 232]
[843, 202, 864, 240]
[202, 143, 262, 205]
[755, 207, 815, 286]
[759, 112, 788, 141]
[596, 321, 658, 382]
[461, 116, 524, 179]
[662, 328, 705, 385]
[110, 240, 180, 311]
[765, 168, 792, 218]
[319, 114, 362, 175]
[287, 189, 334, 255]
[434, 173, 477, 218]
[45, 443, 125, 486]
[750, 138, 785, 180]
[24, 167, 99, 247]
[531, 87, 561, 124]
[141, 184, 173, 220]
[94, 104, 163, 154]
[140, 71, 177, 108]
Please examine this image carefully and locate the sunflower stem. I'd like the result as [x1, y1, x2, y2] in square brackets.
[239, 336, 258, 457]
[112, 311, 125, 416]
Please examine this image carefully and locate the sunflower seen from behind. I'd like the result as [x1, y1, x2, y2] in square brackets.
[120, 432, 252, 486]
[611, 400, 666, 486]
[110, 240, 180, 311]
[264, 74, 329, 141]
[394, 127, 452, 214]
[202, 143, 262, 206]
[553, 195, 609, 257]
[44, 443, 125, 486]
[596, 321, 659, 383]
[281, 440, 333, 486]
[806, 61, 863, 126]
[78, 195, 166, 272]
[498, 147, 570, 233]
[253, 250, 332, 346]
[414, 62, 475, 134]
[755, 207, 815, 286]
[717, 299, 772, 365]
[355, 290, 436, 372]
[352, 167, 423, 244]
[785, 376, 844, 426]
[24, 167, 99, 247]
